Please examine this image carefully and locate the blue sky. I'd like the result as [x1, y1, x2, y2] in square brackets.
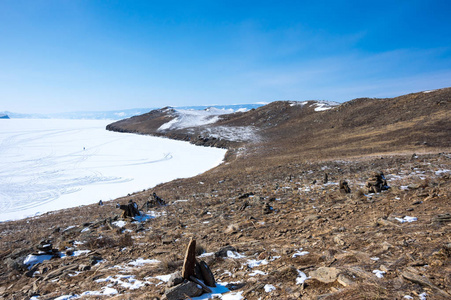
[1, 1, 450, 113]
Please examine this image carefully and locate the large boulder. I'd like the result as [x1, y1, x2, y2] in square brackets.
[163, 281, 203, 300]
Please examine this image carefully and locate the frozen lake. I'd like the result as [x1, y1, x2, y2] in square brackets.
[0, 119, 227, 222]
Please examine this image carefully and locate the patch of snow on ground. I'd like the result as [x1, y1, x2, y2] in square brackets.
[96, 274, 148, 290]
[247, 259, 268, 268]
[112, 220, 127, 228]
[158, 107, 233, 131]
[72, 250, 90, 256]
[227, 251, 246, 259]
[403, 295, 413, 299]
[53, 295, 77, 300]
[395, 216, 418, 223]
[24, 254, 54, 269]
[435, 169, 450, 175]
[0, 119, 226, 222]
[296, 270, 309, 285]
[373, 270, 386, 278]
[264, 284, 276, 292]
[312, 101, 339, 111]
[173, 199, 189, 204]
[249, 270, 267, 276]
[292, 248, 309, 258]
[80, 287, 119, 297]
[155, 274, 172, 282]
[129, 258, 160, 266]
[202, 126, 260, 142]
[289, 101, 308, 107]
[419, 292, 427, 300]
[199, 252, 215, 258]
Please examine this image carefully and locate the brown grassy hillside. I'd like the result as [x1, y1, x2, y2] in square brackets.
[1, 88, 450, 300]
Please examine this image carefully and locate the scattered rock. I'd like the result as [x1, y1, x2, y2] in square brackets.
[89, 256, 102, 265]
[262, 202, 273, 214]
[167, 271, 184, 288]
[182, 239, 196, 280]
[36, 240, 53, 253]
[337, 273, 354, 286]
[142, 192, 166, 210]
[163, 281, 203, 300]
[78, 264, 90, 271]
[199, 260, 216, 287]
[271, 265, 299, 281]
[304, 214, 320, 222]
[215, 245, 236, 257]
[366, 171, 389, 193]
[238, 192, 254, 199]
[116, 200, 140, 218]
[189, 275, 212, 293]
[333, 235, 346, 246]
[309, 267, 340, 283]
[432, 213, 451, 224]
[339, 180, 351, 194]
[401, 270, 451, 298]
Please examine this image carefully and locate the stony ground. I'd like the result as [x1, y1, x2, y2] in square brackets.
[1, 152, 450, 300]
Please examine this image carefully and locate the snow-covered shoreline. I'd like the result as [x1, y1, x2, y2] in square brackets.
[0, 119, 227, 222]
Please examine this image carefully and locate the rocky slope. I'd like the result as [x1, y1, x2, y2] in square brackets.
[1, 88, 450, 300]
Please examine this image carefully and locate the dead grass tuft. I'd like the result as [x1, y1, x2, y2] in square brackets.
[321, 283, 389, 299]
[159, 254, 183, 272]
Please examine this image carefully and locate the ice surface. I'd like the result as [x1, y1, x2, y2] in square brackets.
[0, 119, 226, 221]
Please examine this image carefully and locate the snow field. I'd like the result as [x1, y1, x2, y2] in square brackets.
[0, 119, 227, 221]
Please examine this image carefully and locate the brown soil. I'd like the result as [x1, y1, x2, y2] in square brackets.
[1, 88, 450, 300]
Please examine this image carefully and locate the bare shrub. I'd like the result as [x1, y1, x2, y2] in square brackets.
[195, 243, 206, 256]
[118, 233, 133, 247]
[85, 235, 117, 250]
[158, 253, 183, 272]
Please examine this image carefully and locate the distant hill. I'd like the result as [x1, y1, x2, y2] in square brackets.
[0, 114, 9, 119]
[0, 104, 263, 120]
[107, 88, 451, 159]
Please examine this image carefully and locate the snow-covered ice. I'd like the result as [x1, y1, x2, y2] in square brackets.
[0, 119, 227, 221]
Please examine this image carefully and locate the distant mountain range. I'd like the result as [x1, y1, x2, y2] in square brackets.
[0, 104, 265, 120]
[0, 114, 9, 119]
